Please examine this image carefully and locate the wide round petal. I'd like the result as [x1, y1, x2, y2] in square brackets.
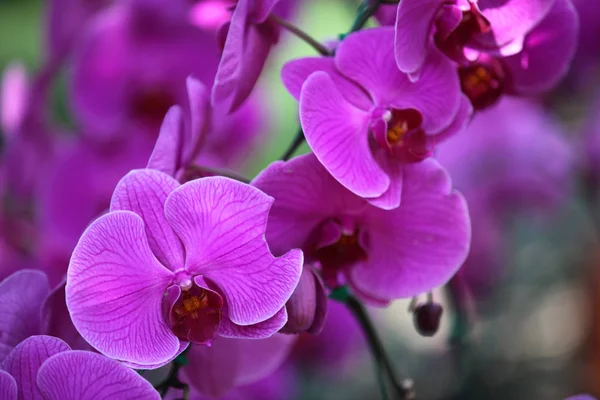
[393, 0, 446, 75]
[474, 0, 554, 50]
[252, 153, 367, 256]
[335, 28, 460, 133]
[502, 0, 578, 95]
[164, 177, 303, 326]
[111, 169, 184, 271]
[182, 334, 294, 398]
[66, 211, 179, 367]
[37, 351, 160, 400]
[281, 57, 371, 109]
[350, 158, 471, 300]
[300, 71, 389, 199]
[0, 370, 17, 400]
[0, 270, 49, 363]
[2, 336, 70, 400]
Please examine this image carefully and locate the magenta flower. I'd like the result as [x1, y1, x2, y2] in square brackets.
[252, 153, 470, 304]
[66, 169, 303, 368]
[180, 334, 295, 397]
[148, 76, 264, 180]
[0, 270, 87, 363]
[436, 98, 572, 295]
[383, 0, 578, 109]
[212, 0, 284, 112]
[282, 27, 471, 209]
[1, 335, 159, 400]
[70, 0, 219, 141]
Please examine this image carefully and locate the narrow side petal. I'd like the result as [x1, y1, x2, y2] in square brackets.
[147, 106, 184, 176]
[0, 370, 17, 400]
[164, 177, 303, 326]
[351, 159, 471, 300]
[2, 336, 70, 400]
[219, 307, 288, 338]
[111, 169, 184, 271]
[37, 351, 160, 400]
[300, 72, 389, 199]
[66, 211, 179, 368]
[502, 0, 578, 95]
[41, 281, 89, 350]
[181, 77, 209, 164]
[393, 0, 445, 75]
[0, 270, 49, 363]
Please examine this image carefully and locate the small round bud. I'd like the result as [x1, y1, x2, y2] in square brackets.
[413, 302, 443, 337]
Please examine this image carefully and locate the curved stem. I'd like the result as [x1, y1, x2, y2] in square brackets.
[269, 14, 331, 56]
[280, 127, 305, 161]
[350, 0, 383, 33]
[344, 294, 415, 400]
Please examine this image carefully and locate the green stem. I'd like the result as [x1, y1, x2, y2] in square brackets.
[269, 14, 331, 56]
[280, 127, 305, 161]
[350, 0, 383, 33]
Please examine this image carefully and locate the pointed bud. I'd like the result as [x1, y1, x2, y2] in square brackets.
[280, 266, 328, 335]
[413, 302, 443, 337]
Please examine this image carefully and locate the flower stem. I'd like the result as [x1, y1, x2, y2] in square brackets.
[350, 0, 383, 33]
[280, 127, 305, 161]
[156, 351, 189, 399]
[269, 14, 331, 56]
[341, 292, 415, 400]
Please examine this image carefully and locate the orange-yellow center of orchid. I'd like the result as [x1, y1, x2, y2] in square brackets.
[174, 289, 216, 320]
[387, 120, 409, 145]
[459, 62, 504, 110]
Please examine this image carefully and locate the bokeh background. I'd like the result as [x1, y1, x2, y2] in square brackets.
[1, 0, 599, 399]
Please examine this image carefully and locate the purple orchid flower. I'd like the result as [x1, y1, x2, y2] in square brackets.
[1, 335, 159, 400]
[1, 63, 29, 137]
[66, 169, 303, 369]
[436, 98, 573, 295]
[382, 0, 578, 110]
[252, 153, 470, 304]
[69, 0, 220, 142]
[281, 27, 472, 210]
[179, 334, 295, 397]
[0, 270, 88, 364]
[148, 76, 264, 181]
[564, 396, 597, 400]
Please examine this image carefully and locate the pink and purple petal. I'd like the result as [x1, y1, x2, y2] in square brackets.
[66, 211, 179, 368]
[164, 177, 303, 326]
[37, 351, 160, 400]
[0, 370, 17, 400]
[111, 169, 184, 271]
[0, 270, 49, 363]
[300, 71, 389, 199]
[218, 307, 288, 338]
[147, 106, 184, 176]
[351, 159, 471, 300]
[2, 336, 70, 400]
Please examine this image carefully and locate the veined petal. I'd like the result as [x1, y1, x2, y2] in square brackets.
[164, 177, 303, 326]
[219, 307, 288, 338]
[300, 71, 389, 199]
[2, 336, 70, 400]
[37, 351, 160, 400]
[351, 159, 471, 300]
[0, 370, 17, 400]
[66, 211, 179, 368]
[111, 169, 184, 271]
[0, 270, 49, 363]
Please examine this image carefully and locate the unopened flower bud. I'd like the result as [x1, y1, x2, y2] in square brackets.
[413, 302, 443, 337]
[280, 266, 328, 335]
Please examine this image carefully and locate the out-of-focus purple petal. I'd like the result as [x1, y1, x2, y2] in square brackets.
[111, 169, 184, 271]
[300, 72, 389, 199]
[252, 155, 366, 256]
[164, 177, 303, 326]
[502, 0, 578, 95]
[182, 334, 294, 398]
[37, 350, 160, 400]
[281, 267, 328, 335]
[350, 159, 471, 300]
[0, 369, 17, 400]
[392, 0, 445, 75]
[1, 62, 29, 136]
[181, 77, 210, 165]
[0, 270, 49, 363]
[66, 211, 179, 368]
[147, 106, 184, 176]
[2, 336, 70, 400]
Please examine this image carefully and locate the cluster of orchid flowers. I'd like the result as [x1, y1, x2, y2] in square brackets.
[0, 0, 592, 398]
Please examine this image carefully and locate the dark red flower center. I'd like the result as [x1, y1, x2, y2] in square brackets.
[165, 283, 223, 345]
[313, 230, 367, 288]
[380, 108, 431, 163]
[459, 61, 505, 110]
[436, 2, 491, 52]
